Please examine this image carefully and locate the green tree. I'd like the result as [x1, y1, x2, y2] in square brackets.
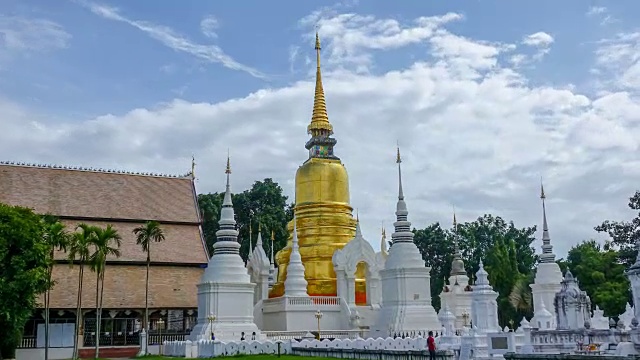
[412, 214, 537, 327]
[68, 224, 97, 360]
[595, 191, 640, 267]
[565, 240, 630, 316]
[198, 192, 223, 255]
[453, 215, 536, 326]
[42, 216, 70, 360]
[198, 178, 293, 261]
[90, 225, 121, 359]
[133, 220, 165, 350]
[456, 215, 537, 277]
[0, 204, 51, 360]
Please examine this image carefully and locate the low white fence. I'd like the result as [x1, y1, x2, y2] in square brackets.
[163, 336, 437, 358]
[163, 339, 294, 358]
[263, 330, 366, 340]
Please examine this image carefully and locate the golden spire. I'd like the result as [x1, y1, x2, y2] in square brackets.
[396, 142, 402, 164]
[225, 149, 231, 174]
[307, 30, 333, 135]
[271, 229, 275, 242]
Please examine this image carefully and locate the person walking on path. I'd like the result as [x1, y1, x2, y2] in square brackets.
[427, 331, 436, 360]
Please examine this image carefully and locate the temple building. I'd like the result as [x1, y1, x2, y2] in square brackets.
[247, 32, 439, 335]
[0, 162, 208, 356]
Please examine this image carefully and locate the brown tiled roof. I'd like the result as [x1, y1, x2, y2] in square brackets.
[56, 220, 208, 264]
[42, 264, 203, 309]
[0, 164, 209, 265]
[0, 164, 198, 222]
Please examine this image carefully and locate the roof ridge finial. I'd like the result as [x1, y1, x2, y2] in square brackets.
[307, 28, 333, 135]
[191, 154, 196, 179]
[356, 208, 359, 222]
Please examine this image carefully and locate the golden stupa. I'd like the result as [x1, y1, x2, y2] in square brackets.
[270, 33, 367, 303]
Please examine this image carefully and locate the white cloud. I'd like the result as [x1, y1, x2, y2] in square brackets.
[586, 6, 607, 16]
[509, 31, 554, 66]
[200, 15, 219, 39]
[594, 32, 640, 90]
[299, 10, 463, 71]
[0, 15, 70, 56]
[523, 32, 554, 48]
[585, 6, 617, 25]
[2, 8, 639, 260]
[74, 0, 265, 79]
[288, 46, 300, 74]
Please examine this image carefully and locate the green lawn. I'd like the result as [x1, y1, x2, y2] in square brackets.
[135, 355, 310, 360]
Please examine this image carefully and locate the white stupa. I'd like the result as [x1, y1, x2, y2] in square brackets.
[470, 261, 500, 334]
[284, 218, 309, 297]
[189, 155, 261, 341]
[374, 146, 440, 335]
[247, 227, 270, 304]
[530, 183, 563, 328]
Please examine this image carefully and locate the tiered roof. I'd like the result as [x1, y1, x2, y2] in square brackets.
[0, 163, 208, 308]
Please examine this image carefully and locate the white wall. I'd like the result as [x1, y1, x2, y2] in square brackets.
[16, 347, 73, 360]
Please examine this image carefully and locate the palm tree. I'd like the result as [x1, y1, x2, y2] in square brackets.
[42, 216, 70, 360]
[133, 221, 165, 344]
[68, 223, 97, 360]
[509, 274, 533, 316]
[90, 225, 122, 359]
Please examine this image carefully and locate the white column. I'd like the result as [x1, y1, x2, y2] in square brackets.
[260, 273, 269, 301]
[368, 276, 381, 306]
[347, 275, 356, 307]
[336, 269, 347, 300]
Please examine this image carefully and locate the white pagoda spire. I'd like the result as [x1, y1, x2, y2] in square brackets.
[450, 210, 467, 276]
[475, 261, 491, 289]
[374, 145, 440, 334]
[190, 153, 261, 341]
[214, 154, 241, 255]
[539, 182, 556, 263]
[284, 217, 308, 297]
[530, 180, 563, 330]
[250, 223, 269, 266]
[256, 224, 263, 247]
[391, 146, 415, 245]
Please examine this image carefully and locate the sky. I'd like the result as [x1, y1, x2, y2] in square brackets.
[1, 0, 639, 259]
